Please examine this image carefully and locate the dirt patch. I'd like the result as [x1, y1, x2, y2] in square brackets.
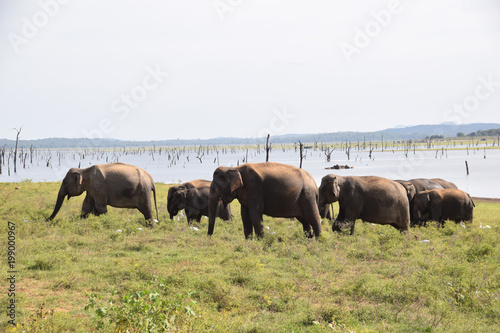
[18, 277, 84, 313]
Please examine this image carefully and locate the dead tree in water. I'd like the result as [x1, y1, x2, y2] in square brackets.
[0, 145, 4, 175]
[13, 127, 22, 173]
[324, 147, 334, 162]
[299, 141, 304, 168]
[265, 134, 270, 162]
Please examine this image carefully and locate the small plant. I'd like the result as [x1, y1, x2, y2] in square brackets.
[19, 303, 56, 332]
[85, 277, 198, 332]
[27, 258, 55, 271]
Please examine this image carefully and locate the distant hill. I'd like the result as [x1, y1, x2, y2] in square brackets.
[1, 123, 499, 148]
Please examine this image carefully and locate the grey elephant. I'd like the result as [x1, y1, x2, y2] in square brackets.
[410, 178, 457, 192]
[170, 185, 231, 224]
[48, 162, 158, 226]
[395, 178, 458, 226]
[428, 178, 458, 190]
[319, 175, 410, 235]
[208, 162, 322, 239]
[167, 179, 211, 219]
[412, 188, 474, 226]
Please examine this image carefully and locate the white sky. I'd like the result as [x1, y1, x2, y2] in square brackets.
[1, 0, 500, 141]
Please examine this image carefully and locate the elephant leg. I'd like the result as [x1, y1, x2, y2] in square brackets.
[349, 221, 356, 235]
[249, 209, 264, 238]
[332, 220, 342, 233]
[138, 194, 154, 227]
[93, 202, 108, 217]
[94, 206, 108, 216]
[466, 207, 473, 222]
[335, 204, 358, 235]
[297, 217, 313, 238]
[331, 202, 344, 232]
[240, 205, 254, 239]
[81, 194, 95, 219]
[138, 205, 154, 227]
[245, 204, 264, 238]
[299, 196, 321, 238]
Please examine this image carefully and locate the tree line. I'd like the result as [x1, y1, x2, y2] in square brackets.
[457, 128, 500, 137]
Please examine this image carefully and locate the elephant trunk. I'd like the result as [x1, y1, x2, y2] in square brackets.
[208, 188, 220, 236]
[216, 200, 232, 221]
[48, 185, 67, 221]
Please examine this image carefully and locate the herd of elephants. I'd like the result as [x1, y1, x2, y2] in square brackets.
[47, 161, 475, 239]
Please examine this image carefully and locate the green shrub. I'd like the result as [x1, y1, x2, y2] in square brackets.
[85, 277, 197, 332]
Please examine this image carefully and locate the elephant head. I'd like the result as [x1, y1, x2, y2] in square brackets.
[208, 167, 243, 235]
[48, 168, 85, 220]
[397, 181, 416, 202]
[168, 186, 187, 219]
[412, 191, 430, 224]
[319, 175, 340, 208]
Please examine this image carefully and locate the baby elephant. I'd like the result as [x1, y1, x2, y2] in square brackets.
[170, 186, 231, 224]
[412, 189, 475, 226]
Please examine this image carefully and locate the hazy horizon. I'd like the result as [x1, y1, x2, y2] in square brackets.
[1, 121, 498, 143]
[1, 1, 500, 141]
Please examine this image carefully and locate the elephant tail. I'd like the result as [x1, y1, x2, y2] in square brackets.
[152, 184, 159, 222]
[468, 194, 475, 207]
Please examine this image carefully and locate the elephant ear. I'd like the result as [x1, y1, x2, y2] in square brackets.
[173, 190, 185, 202]
[403, 183, 416, 201]
[425, 192, 431, 205]
[227, 169, 243, 194]
[71, 171, 83, 189]
[331, 177, 340, 199]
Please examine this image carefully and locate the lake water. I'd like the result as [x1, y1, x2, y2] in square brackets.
[1, 146, 499, 198]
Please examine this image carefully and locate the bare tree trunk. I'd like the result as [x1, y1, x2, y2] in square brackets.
[299, 141, 304, 168]
[265, 134, 270, 162]
[0, 145, 5, 175]
[13, 127, 22, 173]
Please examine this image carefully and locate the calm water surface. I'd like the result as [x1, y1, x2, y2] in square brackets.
[1, 146, 499, 198]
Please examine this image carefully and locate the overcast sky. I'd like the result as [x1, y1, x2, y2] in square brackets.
[1, 0, 500, 141]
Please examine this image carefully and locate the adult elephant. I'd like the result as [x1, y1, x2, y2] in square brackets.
[167, 179, 211, 219]
[48, 163, 158, 226]
[412, 189, 474, 226]
[409, 178, 445, 192]
[395, 178, 457, 226]
[429, 178, 458, 189]
[319, 175, 410, 235]
[208, 162, 321, 239]
[170, 186, 231, 224]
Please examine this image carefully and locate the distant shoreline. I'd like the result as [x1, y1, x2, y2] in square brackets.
[472, 197, 500, 203]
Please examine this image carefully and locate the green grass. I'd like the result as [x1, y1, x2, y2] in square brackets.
[1, 182, 499, 332]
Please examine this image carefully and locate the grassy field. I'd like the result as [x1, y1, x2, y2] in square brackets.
[1, 181, 499, 332]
